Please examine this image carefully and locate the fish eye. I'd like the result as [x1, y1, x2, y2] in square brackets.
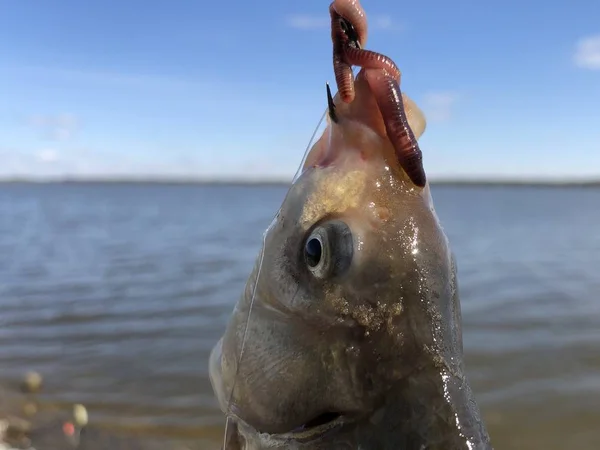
[303, 220, 353, 279]
[305, 237, 323, 268]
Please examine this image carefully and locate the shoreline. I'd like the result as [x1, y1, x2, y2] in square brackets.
[1, 178, 600, 188]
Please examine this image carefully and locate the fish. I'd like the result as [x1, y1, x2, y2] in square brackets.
[209, 0, 493, 448]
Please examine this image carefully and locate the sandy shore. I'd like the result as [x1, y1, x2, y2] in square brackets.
[0, 375, 197, 450]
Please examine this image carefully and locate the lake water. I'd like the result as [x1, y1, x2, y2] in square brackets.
[0, 183, 599, 449]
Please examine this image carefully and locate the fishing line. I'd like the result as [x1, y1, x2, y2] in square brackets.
[221, 69, 358, 448]
[292, 107, 328, 183]
[222, 236, 265, 446]
[220, 111, 325, 447]
[292, 68, 360, 182]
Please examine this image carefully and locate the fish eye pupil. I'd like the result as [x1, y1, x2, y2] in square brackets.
[303, 221, 353, 278]
[305, 237, 323, 268]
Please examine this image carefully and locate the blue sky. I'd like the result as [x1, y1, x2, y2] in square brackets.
[0, 0, 599, 181]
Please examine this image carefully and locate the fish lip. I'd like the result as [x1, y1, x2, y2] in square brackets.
[278, 413, 349, 442]
[234, 412, 359, 445]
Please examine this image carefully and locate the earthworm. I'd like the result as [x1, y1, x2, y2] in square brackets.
[330, 0, 401, 99]
[329, 0, 426, 187]
[331, 0, 368, 46]
[365, 69, 426, 187]
[330, 29, 355, 103]
[329, 0, 367, 103]
[343, 47, 401, 81]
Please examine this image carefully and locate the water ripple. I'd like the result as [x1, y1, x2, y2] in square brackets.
[0, 183, 599, 448]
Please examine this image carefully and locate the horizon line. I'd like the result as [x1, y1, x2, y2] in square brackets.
[1, 175, 600, 187]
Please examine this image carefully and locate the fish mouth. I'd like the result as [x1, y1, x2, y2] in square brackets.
[233, 410, 358, 446]
[210, 339, 354, 442]
[277, 411, 348, 442]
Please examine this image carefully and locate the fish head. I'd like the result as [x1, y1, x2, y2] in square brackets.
[209, 71, 489, 449]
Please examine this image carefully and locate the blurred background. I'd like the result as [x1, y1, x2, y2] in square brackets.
[1, 0, 599, 449]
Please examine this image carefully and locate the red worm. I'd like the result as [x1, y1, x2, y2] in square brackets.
[329, 0, 426, 187]
[329, 0, 369, 103]
[330, 0, 401, 98]
[329, 4, 356, 103]
[331, 0, 368, 46]
[364, 69, 426, 187]
[343, 46, 401, 82]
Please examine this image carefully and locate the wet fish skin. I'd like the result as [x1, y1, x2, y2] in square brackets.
[209, 60, 492, 450]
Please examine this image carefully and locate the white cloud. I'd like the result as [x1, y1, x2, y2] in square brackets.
[27, 113, 80, 141]
[36, 148, 59, 163]
[574, 34, 600, 70]
[286, 14, 329, 30]
[370, 16, 395, 31]
[422, 92, 459, 122]
[7, 66, 207, 91]
[286, 14, 401, 32]
[0, 147, 294, 182]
